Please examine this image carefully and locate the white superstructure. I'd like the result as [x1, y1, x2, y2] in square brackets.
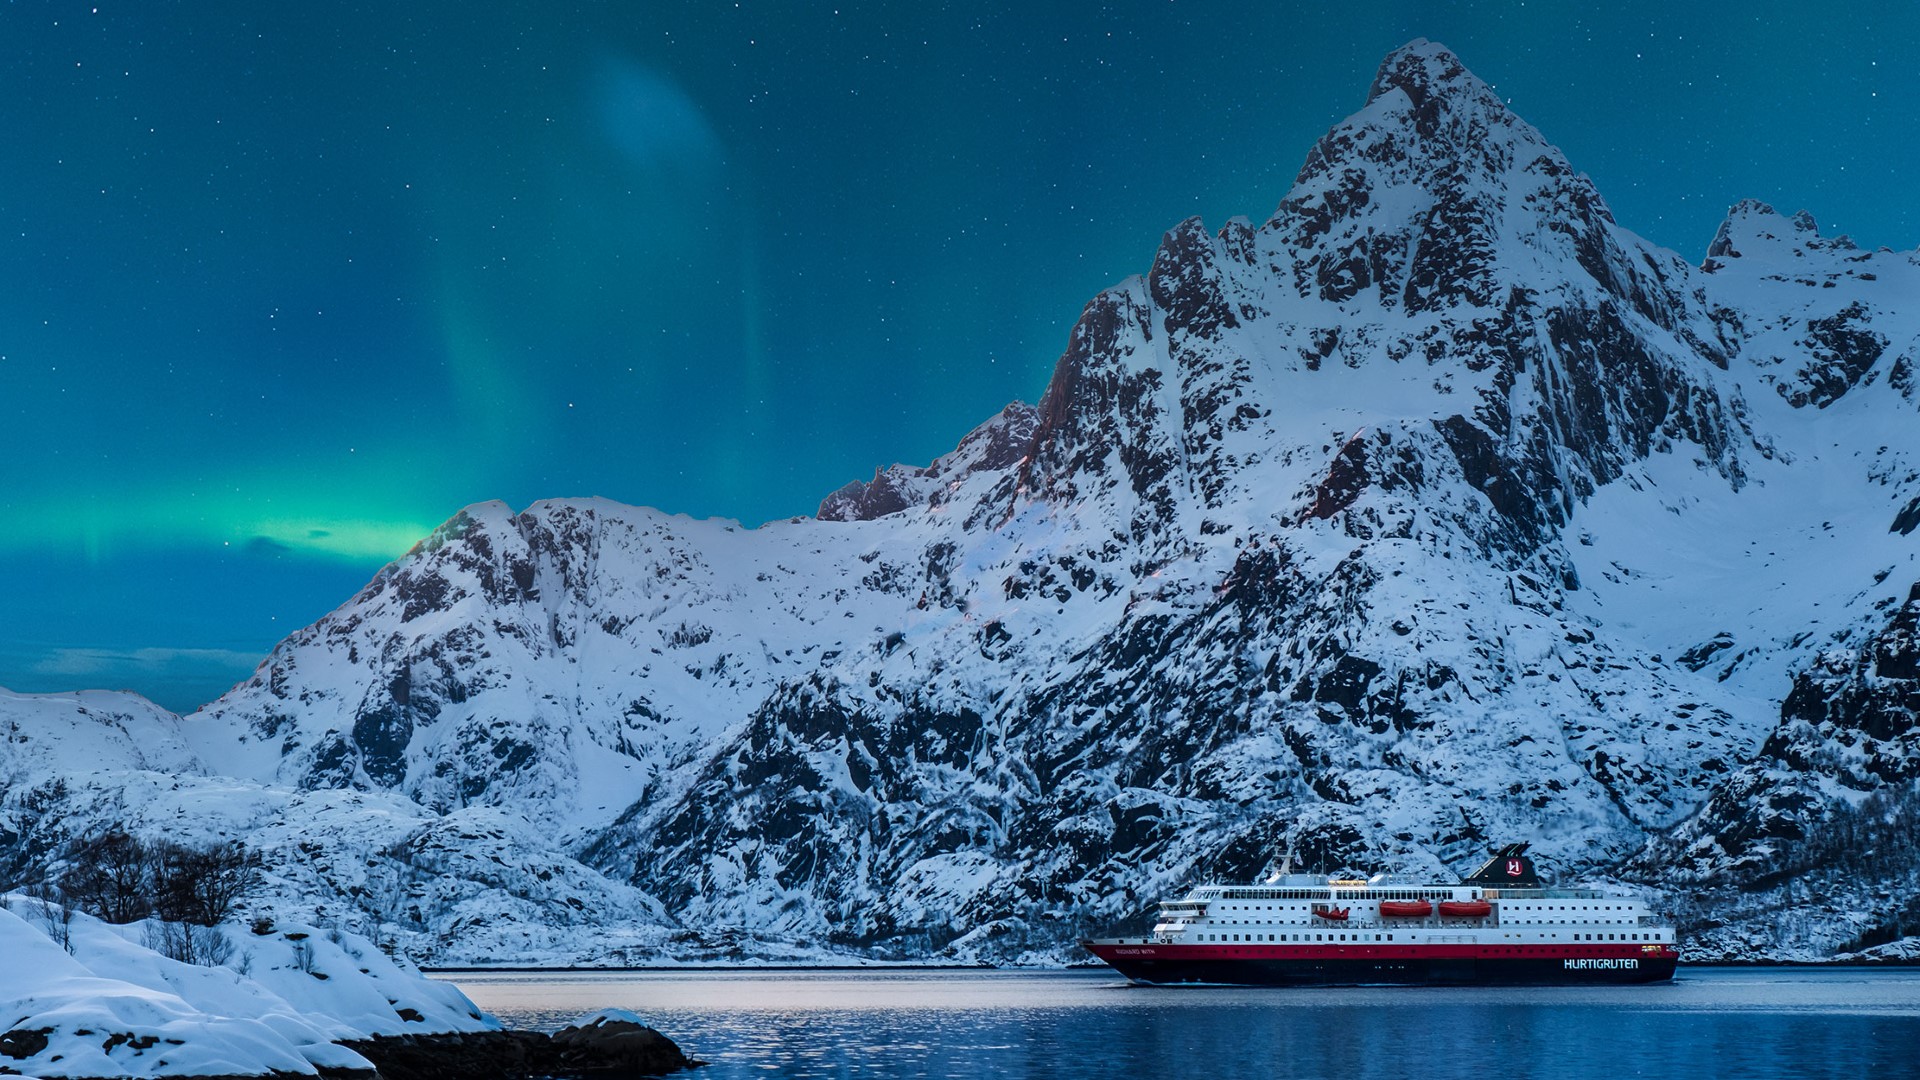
[1148, 875, 1675, 949]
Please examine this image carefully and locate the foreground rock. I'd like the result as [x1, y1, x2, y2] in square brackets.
[345, 1012, 695, 1080]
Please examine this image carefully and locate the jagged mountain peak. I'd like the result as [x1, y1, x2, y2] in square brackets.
[1706, 198, 1859, 266]
[1365, 38, 1493, 112]
[1304, 38, 1574, 199]
[827, 41, 1733, 540]
[1253, 38, 1717, 339]
[988, 41, 1745, 548]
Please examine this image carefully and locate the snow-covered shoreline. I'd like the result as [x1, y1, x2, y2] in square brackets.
[0, 901, 696, 1080]
[0, 898, 491, 1080]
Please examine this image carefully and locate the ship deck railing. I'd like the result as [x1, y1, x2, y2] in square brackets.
[1478, 887, 1611, 899]
[1184, 886, 1624, 902]
[1156, 917, 1672, 934]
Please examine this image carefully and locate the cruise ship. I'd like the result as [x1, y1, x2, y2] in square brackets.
[1082, 843, 1677, 986]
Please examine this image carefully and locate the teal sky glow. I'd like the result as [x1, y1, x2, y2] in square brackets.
[3, 1, 1916, 709]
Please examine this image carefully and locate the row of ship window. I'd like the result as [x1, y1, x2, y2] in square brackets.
[1200, 933, 1402, 942]
[1196, 932, 1666, 942]
[1209, 890, 1454, 901]
[1204, 917, 1635, 925]
[1212, 903, 1632, 911]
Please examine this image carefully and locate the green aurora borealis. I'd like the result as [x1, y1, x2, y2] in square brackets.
[4, 1, 1916, 708]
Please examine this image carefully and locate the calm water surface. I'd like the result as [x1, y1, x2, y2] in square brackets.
[438, 967, 1920, 1080]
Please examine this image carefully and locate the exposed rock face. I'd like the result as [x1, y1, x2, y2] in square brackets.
[1632, 584, 1920, 956]
[818, 404, 1038, 522]
[5, 39, 1920, 964]
[818, 467, 926, 523]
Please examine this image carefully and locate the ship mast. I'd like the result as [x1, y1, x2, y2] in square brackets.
[1267, 832, 1302, 883]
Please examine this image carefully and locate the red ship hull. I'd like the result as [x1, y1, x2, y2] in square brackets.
[1082, 940, 1677, 986]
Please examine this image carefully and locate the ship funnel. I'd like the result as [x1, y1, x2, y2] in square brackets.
[1460, 842, 1542, 887]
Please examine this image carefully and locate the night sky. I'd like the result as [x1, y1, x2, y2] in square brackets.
[4, 2, 1915, 711]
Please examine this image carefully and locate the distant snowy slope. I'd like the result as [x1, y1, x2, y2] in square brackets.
[0, 688, 200, 782]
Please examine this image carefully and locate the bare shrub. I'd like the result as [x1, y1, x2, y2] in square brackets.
[143, 918, 190, 963]
[152, 839, 261, 927]
[197, 925, 236, 967]
[25, 881, 76, 953]
[291, 936, 316, 974]
[60, 830, 154, 923]
[142, 918, 236, 967]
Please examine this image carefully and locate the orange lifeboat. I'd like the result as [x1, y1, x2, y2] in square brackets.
[1377, 900, 1433, 918]
[1312, 906, 1351, 921]
[1438, 900, 1492, 918]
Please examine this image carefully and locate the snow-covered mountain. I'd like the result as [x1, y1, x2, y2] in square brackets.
[3, 40, 1916, 963]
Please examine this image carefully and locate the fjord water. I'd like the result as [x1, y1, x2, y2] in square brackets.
[445, 967, 1920, 1079]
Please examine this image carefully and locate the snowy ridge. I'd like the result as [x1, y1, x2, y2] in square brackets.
[3, 40, 1918, 963]
[0, 689, 199, 783]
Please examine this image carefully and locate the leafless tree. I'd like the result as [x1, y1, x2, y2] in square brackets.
[60, 830, 154, 923]
[49, 832, 261, 967]
[152, 839, 261, 927]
